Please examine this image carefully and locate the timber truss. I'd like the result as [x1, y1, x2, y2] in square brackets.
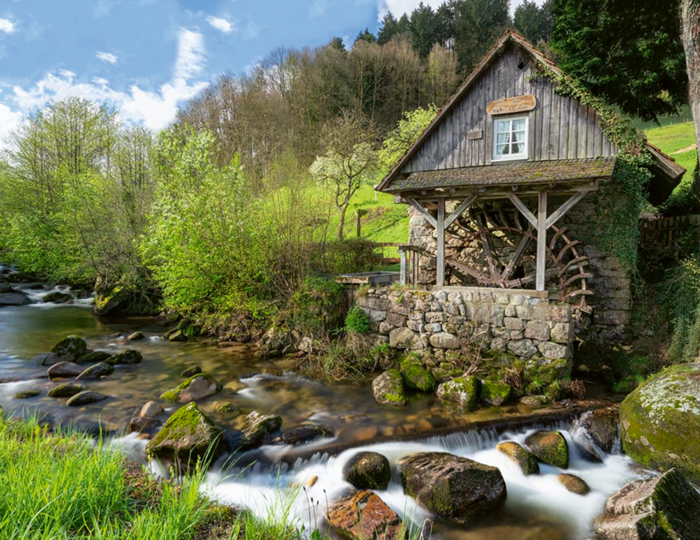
[398, 187, 595, 321]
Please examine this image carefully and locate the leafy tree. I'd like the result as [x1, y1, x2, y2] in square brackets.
[514, 0, 553, 44]
[552, 0, 688, 122]
[379, 105, 438, 172]
[310, 111, 378, 240]
[424, 44, 460, 106]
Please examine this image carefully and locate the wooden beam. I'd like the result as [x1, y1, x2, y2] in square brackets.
[399, 249, 407, 285]
[507, 193, 538, 228]
[436, 199, 446, 286]
[406, 197, 437, 228]
[445, 194, 478, 229]
[501, 235, 531, 281]
[545, 189, 591, 229]
[536, 192, 548, 292]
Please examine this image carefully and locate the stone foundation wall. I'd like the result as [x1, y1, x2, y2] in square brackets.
[406, 187, 631, 344]
[355, 286, 574, 384]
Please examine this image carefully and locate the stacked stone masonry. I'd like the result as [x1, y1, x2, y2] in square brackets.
[355, 287, 574, 377]
[407, 188, 632, 344]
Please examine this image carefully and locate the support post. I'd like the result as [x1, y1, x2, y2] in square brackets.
[536, 191, 548, 292]
[399, 249, 407, 285]
[436, 199, 446, 287]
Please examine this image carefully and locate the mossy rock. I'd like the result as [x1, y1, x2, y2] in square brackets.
[181, 366, 202, 378]
[235, 411, 282, 451]
[594, 469, 700, 539]
[42, 291, 72, 304]
[76, 351, 112, 365]
[436, 376, 479, 411]
[399, 355, 436, 393]
[48, 383, 84, 398]
[15, 390, 40, 399]
[558, 473, 590, 495]
[372, 369, 407, 407]
[160, 373, 222, 403]
[215, 402, 240, 414]
[398, 452, 506, 522]
[342, 451, 391, 490]
[105, 349, 143, 365]
[75, 362, 114, 380]
[524, 431, 569, 469]
[66, 391, 108, 406]
[496, 441, 539, 475]
[619, 363, 700, 483]
[481, 380, 512, 406]
[146, 402, 223, 468]
[42, 336, 88, 365]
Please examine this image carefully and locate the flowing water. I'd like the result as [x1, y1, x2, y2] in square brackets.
[0, 281, 649, 539]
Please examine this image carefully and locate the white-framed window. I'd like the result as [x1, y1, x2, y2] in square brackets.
[492, 116, 528, 161]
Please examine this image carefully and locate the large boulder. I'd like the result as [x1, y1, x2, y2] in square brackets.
[436, 376, 479, 411]
[160, 373, 222, 403]
[372, 370, 407, 407]
[0, 292, 31, 307]
[524, 431, 569, 469]
[594, 469, 700, 540]
[342, 451, 392, 490]
[146, 402, 223, 467]
[76, 362, 114, 380]
[619, 363, 700, 482]
[398, 452, 506, 522]
[280, 424, 333, 446]
[106, 349, 143, 365]
[326, 490, 404, 540]
[42, 336, 88, 366]
[399, 355, 435, 393]
[47, 361, 83, 380]
[234, 411, 282, 451]
[389, 327, 424, 350]
[67, 391, 108, 406]
[496, 441, 540, 475]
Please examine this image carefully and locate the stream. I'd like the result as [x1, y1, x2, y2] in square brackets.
[0, 280, 649, 539]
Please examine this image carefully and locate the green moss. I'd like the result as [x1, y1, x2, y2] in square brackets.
[437, 376, 479, 411]
[481, 380, 512, 406]
[620, 364, 700, 482]
[399, 355, 436, 393]
[159, 373, 220, 402]
[14, 391, 40, 399]
[146, 402, 222, 459]
[525, 431, 569, 469]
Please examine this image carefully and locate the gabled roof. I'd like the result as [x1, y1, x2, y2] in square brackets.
[376, 29, 685, 203]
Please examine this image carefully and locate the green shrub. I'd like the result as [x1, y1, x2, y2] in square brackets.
[345, 306, 372, 334]
[285, 277, 346, 337]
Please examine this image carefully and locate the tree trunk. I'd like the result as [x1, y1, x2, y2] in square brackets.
[338, 200, 349, 240]
[681, 0, 700, 210]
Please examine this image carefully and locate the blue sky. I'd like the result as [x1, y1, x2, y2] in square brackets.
[0, 0, 536, 143]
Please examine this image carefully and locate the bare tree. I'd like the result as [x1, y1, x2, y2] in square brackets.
[310, 111, 378, 240]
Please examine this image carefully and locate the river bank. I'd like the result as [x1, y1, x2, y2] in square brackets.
[2, 269, 699, 539]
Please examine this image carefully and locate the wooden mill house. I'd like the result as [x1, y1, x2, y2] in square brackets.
[353, 31, 684, 377]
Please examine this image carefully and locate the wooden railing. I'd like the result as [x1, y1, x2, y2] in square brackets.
[640, 214, 700, 248]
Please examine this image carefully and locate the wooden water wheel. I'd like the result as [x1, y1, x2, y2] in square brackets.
[445, 205, 593, 325]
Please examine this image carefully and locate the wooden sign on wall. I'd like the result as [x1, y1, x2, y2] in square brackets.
[486, 94, 537, 116]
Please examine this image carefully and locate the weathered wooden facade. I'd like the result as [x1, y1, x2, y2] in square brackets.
[375, 30, 685, 345]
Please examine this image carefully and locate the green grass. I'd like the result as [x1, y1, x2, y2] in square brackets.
[645, 121, 698, 207]
[0, 412, 323, 540]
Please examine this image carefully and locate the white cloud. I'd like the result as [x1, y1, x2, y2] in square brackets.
[0, 28, 209, 141]
[0, 18, 16, 34]
[377, 0, 445, 19]
[206, 15, 235, 34]
[0, 102, 23, 148]
[96, 51, 118, 64]
[310, 0, 330, 17]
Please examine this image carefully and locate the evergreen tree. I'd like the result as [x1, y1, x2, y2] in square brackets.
[409, 2, 439, 58]
[329, 36, 346, 52]
[377, 12, 399, 45]
[514, 0, 553, 44]
[453, 0, 511, 72]
[354, 28, 377, 45]
[552, 0, 687, 122]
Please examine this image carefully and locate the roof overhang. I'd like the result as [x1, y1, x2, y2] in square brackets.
[386, 158, 614, 200]
[644, 143, 686, 206]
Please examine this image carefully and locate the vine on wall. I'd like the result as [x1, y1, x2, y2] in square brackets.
[530, 53, 653, 272]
